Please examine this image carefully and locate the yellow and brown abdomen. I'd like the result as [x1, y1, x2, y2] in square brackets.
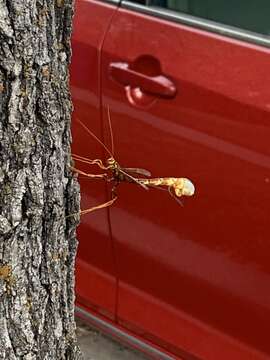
[140, 177, 195, 197]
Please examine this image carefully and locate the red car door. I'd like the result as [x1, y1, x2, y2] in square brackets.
[101, 1, 270, 359]
[70, 0, 120, 320]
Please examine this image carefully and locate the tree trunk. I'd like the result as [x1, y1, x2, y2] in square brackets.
[0, 1, 82, 358]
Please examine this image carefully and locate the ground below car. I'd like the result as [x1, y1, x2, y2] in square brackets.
[76, 319, 148, 359]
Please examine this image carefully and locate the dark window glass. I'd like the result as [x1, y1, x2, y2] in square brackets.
[132, 0, 270, 36]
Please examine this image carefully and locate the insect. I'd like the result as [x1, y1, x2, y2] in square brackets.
[71, 107, 195, 215]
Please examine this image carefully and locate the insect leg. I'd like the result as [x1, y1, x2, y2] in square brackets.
[111, 181, 119, 199]
[168, 186, 184, 207]
[66, 196, 117, 218]
[72, 154, 108, 170]
[70, 166, 107, 179]
[79, 196, 117, 215]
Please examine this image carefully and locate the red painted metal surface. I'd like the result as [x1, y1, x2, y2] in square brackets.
[70, 0, 118, 319]
[71, 1, 270, 359]
[100, 6, 270, 360]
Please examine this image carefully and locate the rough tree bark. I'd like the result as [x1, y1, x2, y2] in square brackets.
[0, 1, 82, 358]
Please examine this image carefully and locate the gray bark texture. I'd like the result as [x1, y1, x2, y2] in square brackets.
[0, 0, 82, 359]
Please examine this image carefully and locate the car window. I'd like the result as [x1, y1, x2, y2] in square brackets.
[130, 0, 270, 36]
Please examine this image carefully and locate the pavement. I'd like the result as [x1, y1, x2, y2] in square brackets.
[76, 319, 148, 360]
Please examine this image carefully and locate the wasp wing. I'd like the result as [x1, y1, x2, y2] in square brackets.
[122, 167, 151, 177]
[119, 168, 149, 191]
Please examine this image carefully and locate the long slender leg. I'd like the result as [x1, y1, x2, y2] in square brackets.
[168, 186, 184, 207]
[110, 178, 121, 198]
[80, 181, 119, 216]
[79, 196, 117, 215]
[72, 154, 109, 170]
[70, 166, 107, 179]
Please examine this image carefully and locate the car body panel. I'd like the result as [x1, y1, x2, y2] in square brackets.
[100, 5, 270, 359]
[71, 1, 270, 359]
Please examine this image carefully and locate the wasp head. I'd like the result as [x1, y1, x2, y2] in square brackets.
[107, 157, 117, 169]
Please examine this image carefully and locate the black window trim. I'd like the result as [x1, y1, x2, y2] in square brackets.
[121, 0, 270, 49]
[101, 0, 120, 4]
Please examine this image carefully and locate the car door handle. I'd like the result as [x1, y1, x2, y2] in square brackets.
[109, 62, 176, 98]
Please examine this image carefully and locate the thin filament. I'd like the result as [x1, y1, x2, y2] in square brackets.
[75, 117, 113, 157]
[107, 106, 114, 156]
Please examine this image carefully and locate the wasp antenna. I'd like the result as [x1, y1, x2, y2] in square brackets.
[75, 117, 113, 157]
[107, 106, 115, 156]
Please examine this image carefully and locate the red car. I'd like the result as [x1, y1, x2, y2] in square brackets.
[70, 1, 270, 359]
